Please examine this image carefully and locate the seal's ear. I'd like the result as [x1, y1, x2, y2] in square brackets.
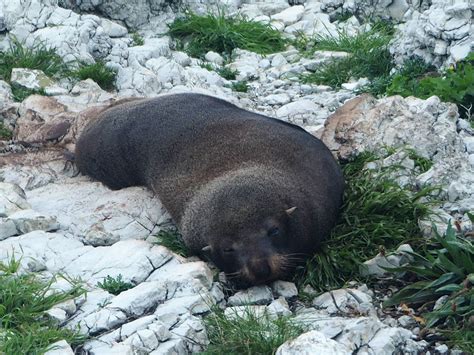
[285, 206, 297, 216]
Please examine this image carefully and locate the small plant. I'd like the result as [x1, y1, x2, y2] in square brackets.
[0, 122, 12, 140]
[217, 67, 238, 80]
[203, 306, 304, 354]
[406, 148, 433, 173]
[11, 86, 47, 102]
[199, 61, 215, 71]
[332, 10, 355, 22]
[70, 61, 117, 91]
[386, 53, 474, 119]
[295, 151, 436, 291]
[0, 37, 68, 82]
[154, 228, 190, 257]
[0, 257, 86, 354]
[167, 10, 287, 58]
[97, 274, 133, 295]
[384, 223, 474, 353]
[131, 32, 144, 46]
[231, 80, 249, 93]
[300, 24, 394, 88]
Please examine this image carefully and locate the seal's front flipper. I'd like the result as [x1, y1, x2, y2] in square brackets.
[63, 149, 80, 177]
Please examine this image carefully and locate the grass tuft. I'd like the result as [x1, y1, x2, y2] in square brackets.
[131, 32, 145, 46]
[231, 80, 249, 93]
[203, 306, 304, 354]
[0, 257, 86, 354]
[11, 86, 47, 102]
[70, 61, 117, 91]
[154, 228, 190, 257]
[295, 151, 436, 291]
[0, 37, 68, 82]
[167, 10, 287, 58]
[97, 274, 133, 295]
[299, 24, 394, 88]
[0, 122, 13, 140]
[217, 66, 238, 80]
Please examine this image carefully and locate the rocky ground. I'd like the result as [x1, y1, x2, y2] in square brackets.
[0, 0, 473, 354]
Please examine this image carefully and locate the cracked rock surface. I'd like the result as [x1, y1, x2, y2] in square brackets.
[0, 0, 472, 354]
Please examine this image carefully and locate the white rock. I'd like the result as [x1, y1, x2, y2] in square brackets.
[8, 209, 59, 234]
[172, 52, 191, 67]
[271, 53, 288, 67]
[276, 99, 319, 119]
[224, 305, 267, 320]
[46, 307, 68, 325]
[366, 327, 426, 354]
[44, 340, 74, 355]
[276, 330, 351, 354]
[271, 280, 298, 298]
[463, 136, 474, 154]
[272, 5, 305, 26]
[267, 297, 292, 318]
[11, 68, 55, 91]
[312, 288, 373, 315]
[228, 285, 274, 306]
[0, 219, 18, 241]
[205, 51, 224, 66]
[100, 18, 128, 38]
[264, 93, 291, 105]
[0, 182, 30, 217]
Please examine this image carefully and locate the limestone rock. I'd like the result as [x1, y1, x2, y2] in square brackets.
[276, 330, 351, 355]
[228, 285, 274, 306]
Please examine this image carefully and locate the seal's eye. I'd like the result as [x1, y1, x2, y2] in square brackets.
[223, 248, 234, 253]
[267, 227, 280, 238]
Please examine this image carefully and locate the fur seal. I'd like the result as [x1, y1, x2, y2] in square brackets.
[75, 93, 344, 286]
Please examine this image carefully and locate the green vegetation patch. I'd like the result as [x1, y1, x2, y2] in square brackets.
[167, 10, 287, 58]
[0, 122, 13, 140]
[11, 86, 47, 102]
[70, 61, 117, 91]
[131, 32, 145, 46]
[97, 274, 134, 295]
[0, 256, 86, 354]
[217, 66, 238, 80]
[295, 151, 436, 291]
[154, 228, 190, 257]
[385, 222, 474, 353]
[230, 80, 249, 93]
[299, 23, 394, 88]
[0, 38, 68, 82]
[203, 307, 304, 355]
[386, 53, 474, 118]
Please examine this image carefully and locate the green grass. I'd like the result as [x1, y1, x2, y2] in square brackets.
[217, 67, 238, 80]
[231, 80, 249, 93]
[97, 274, 133, 295]
[167, 10, 287, 58]
[0, 122, 12, 140]
[295, 151, 436, 291]
[299, 23, 394, 88]
[70, 61, 116, 91]
[0, 37, 68, 82]
[386, 53, 474, 119]
[203, 306, 303, 354]
[0, 257, 86, 354]
[384, 223, 474, 353]
[154, 228, 190, 257]
[360, 57, 435, 97]
[131, 32, 144, 46]
[11, 86, 47, 102]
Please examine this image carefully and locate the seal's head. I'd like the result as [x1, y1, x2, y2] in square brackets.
[180, 167, 315, 286]
[202, 207, 303, 286]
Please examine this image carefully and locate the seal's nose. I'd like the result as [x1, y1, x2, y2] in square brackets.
[251, 260, 272, 281]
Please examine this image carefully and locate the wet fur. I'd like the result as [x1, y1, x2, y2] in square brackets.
[75, 93, 344, 284]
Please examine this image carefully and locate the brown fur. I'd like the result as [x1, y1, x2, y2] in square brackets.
[75, 93, 344, 286]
